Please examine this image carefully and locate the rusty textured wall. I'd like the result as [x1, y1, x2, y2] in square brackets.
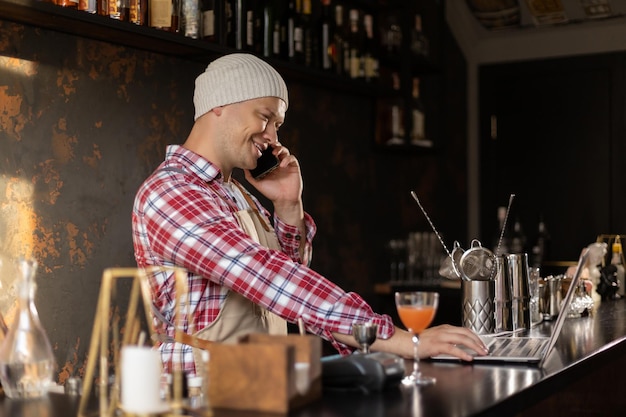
[0, 19, 467, 382]
[0, 20, 201, 382]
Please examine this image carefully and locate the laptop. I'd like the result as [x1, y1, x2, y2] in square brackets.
[432, 242, 607, 367]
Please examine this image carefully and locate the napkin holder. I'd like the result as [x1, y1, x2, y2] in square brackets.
[206, 333, 322, 414]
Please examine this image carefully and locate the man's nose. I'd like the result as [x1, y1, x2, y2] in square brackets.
[264, 125, 278, 143]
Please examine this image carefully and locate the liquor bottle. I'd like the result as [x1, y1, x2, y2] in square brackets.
[0, 258, 55, 399]
[409, 77, 431, 147]
[611, 239, 625, 297]
[201, 0, 216, 41]
[129, 0, 148, 25]
[347, 8, 362, 79]
[245, 0, 261, 53]
[274, 1, 288, 58]
[386, 72, 405, 145]
[182, 0, 200, 38]
[302, 0, 316, 68]
[150, 0, 173, 31]
[225, 0, 245, 49]
[235, 0, 246, 49]
[261, 2, 274, 57]
[287, 0, 298, 62]
[332, 4, 345, 76]
[150, 0, 172, 30]
[319, 0, 333, 71]
[380, 12, 402, 57]
[272, 7, 283, 58]
[174, 0, 182, 32]
[78, 0, 96, 13]
[362, 14, 378, 82]
[108, 0, 125, 21]
[409, 13, 429, 59]
[97, 0, 108, 16]
[530, 215, 550, 268]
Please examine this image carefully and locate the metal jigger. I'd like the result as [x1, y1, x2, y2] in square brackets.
[352, 323, 378, 354]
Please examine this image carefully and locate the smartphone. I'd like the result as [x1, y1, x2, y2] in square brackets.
[250, 146, 279, 180]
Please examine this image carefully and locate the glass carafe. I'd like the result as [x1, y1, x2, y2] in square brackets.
[0, 257, 55, 398]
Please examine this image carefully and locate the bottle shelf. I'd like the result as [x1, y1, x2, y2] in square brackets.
[1, 0, 444, 152]
[0, 0, 384, 96]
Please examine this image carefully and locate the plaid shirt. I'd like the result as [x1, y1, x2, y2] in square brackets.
[132, 145, 395, 375]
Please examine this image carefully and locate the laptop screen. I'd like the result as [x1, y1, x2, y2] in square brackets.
[537, 242, 608, 367]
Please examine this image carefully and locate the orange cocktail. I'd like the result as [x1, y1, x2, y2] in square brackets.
[396, 305, 436, 333]
[394, 291, 439, 385]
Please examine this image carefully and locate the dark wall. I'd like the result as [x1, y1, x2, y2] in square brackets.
[0, 19, 467, 382]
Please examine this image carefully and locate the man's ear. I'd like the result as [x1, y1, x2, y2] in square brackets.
[212, 106, 224, 116]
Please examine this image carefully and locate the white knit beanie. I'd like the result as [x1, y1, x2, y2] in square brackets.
[193, 53, 289, 120]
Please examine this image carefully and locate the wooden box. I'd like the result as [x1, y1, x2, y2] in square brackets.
[206, 334, 322, 414]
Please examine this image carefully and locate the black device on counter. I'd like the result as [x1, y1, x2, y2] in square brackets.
[250, 146, 279, 179]
[321, 352, 405, 394]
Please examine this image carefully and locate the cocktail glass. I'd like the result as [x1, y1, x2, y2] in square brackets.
[394, 291, 439, 385]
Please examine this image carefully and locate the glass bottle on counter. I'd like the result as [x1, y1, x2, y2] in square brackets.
[0, 258, 55, 399]
[611, 239, 625, 297]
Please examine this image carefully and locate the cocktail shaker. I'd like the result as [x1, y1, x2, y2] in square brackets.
[494, 253, 532, 331]
[494, 256, 513, 332]
[503, 253, 531, 331]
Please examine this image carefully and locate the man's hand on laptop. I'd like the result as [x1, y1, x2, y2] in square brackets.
[417, 324, 490, 361]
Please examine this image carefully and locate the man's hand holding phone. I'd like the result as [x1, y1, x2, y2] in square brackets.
[245, 143, 306, 241]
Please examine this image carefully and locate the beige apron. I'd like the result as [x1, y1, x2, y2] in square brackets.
[190, 183, 287, 369]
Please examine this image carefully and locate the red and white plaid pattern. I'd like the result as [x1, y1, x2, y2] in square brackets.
[132, 145, 394, 375]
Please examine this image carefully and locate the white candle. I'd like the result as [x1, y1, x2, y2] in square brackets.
[121, 346, 167, 414]
[294, 362, 310, 395]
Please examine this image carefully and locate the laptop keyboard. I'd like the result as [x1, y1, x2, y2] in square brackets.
[487, 337, 548, 357]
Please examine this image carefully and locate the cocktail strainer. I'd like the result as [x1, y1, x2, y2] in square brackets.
[459, 240, 496, 281]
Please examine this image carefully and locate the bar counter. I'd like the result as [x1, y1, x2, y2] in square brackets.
[2, 298, 625, 417]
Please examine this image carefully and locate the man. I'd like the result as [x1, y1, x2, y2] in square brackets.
[132, 53, 487, 376]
